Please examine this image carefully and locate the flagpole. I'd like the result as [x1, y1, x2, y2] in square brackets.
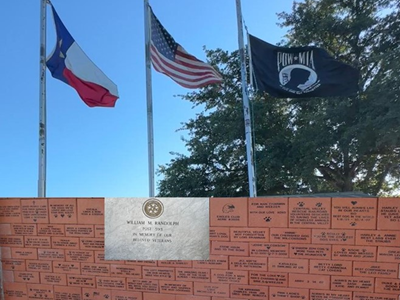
[144, 0, 155, 197]
[235, 0, 257, 197]
[38, 0, 47, 197]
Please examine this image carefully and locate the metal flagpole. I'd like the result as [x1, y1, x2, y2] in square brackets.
[144, 0, 155, 197]
[235, 0, 257, 197]
[38, 0, 47, 197]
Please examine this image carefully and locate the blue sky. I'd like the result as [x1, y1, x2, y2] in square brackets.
[0, 0, 296, 197]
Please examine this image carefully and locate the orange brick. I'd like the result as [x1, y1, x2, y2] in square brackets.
[332, 245, 377, 261]
[310, 290, 351, 300]
[38, 249, 65, 261]
[67, 274, 96, 288]
[158, 260, 192, 268]
[125, 260, 157, 266]
[2, 270, 14, 282]
[309, 259, 352, 276]
[211, 241, 249, 256]
[11, 224, 36, 235]
[96, 277, 126, 290]
[375, 278, 400, 294]
[289, 273, 330, 290]
[159, 280, 193, 294]
[210, 227, 230, 241]
[353, 292, 400, 300]
[143, 267, 175, 280]
[48, 198, 77, 224]
[211, 269, 248, 284]
[0, 223, 12, 235]
[143, 293, 175, 300]
[24, 236, 51, 248]
[81, 262, 110, 276]
[37, 224, 65, 236]
[27, 283, 54, 299]
[65, 224, 94, 237]
[289, 244, 331, 260]
[21, 199, 49, 223]
[40, 272, 67, 285]
[229, 256, 267, 271]
[80, 237, 104, 250]
[12, 247, 37, 259]
[331, 276, 374, 292]
[230, 228, 269, 242]
[54, 286, 82, 300]
[77, 198, 104, 224]
[269, 257, 309, 274]
[3, 282, 28, 299]
[94, 225, 104, 238]
[2, 259, 25, 271]
[270, 287, 309, 300]
[126, 279, 158, 292]
[111, 290, 142, 300]
[312, 229, 355, 244]
[250, 242, 289, 257]
[1, 246, 12, 258]
[0, 235, 24, 247]
[53, 261, 81, 274]
[248, 197, 288, 228]
[176, 296, 210, 300]
[356, 230, 400, 247]
[65, 250, 94, 263]
[289, 198, 331, 228]
[51, 237, 80, 249]
[270, 228, 311, 243]
[176, 268, 210, 282]
[377, 197, 400, 230]
[210, 197, 248, 227]
[26, 260, 52, 272]
[82, 287, 112, 300]
[249, 271, 288, 286]
[111, 264, 142, 278]
[194, 282, 229, 297]
[331, 198, 377, 229]
[230, 284, 269, 299]
[377, 246, 400, 263]
[192, 255, 228, 269]
[0, 199, 22, 223]
[353, 261, 398, 278]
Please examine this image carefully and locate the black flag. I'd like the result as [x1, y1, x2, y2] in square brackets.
[249, 34, 360, 98]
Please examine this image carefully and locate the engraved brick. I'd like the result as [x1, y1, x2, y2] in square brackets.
[3, 282, 28, 300]
[210, 227, 230, 241]
[52, 237, 80, 249]
[269, 257, 308, 273]
[143, 267, 175, 280]
[67, 274, 96, 288]
[97, 277, 126, 290]
[230, 228, 269, 242]
[77, 198, 104, 224]
[127, 279, 158, 292]
[0, 223, 11, 235]
[250, 243, 289, 257]
[211, 241, 249, 256]
[80, 238, 104, 250]
[354, 292, 400, 300]
[194, 282, 229, 297]
[210, 197, 248, 227]
[66, 250, 94, 263]
[12, 247, 37, 259]
[375, 278, 400, 294]
[26, 260, 52, 272]
[176, 268, 210, 282]
[65, 225, 94, 237]
[289, 273, 330, 290]
[143, 293, 175, 300]
[312, 229, 355, 245]
[111, 264, 141, 278]
[332, 245, 376, 261]
[230, 256, 267, 271]
[37, 224, 65, 236]
[11, 224, 36, 235]
[158, 260, 192, 268]
[111, 290, 142, 300]
[40, 272, 67, 285]
[0, 235, 24, 246]
[176, 296, 210, 300]
[289, 244, 331, 260]
[310, 290, 352, 300]
[378, 197, 400, 230]
[270, 287, 309, 300]
[331, 276, 374, 292]
[27, 283, 54, 299]
[231, 284, 269, 299]
[249, 271, 288, 286]
[2, 259, 25, 271]
[249, 197, 288, 227]
[289, 198, 331, 228]
[82, 288, 112, 300]
[94, 225, 104, 238]
[53, 261, 80, 275]
[48, 198, 77, 224]
[38, 249, 65, 261]
[377, 246, 400, 262]
[81, 262, 110, 275]
[356, 230, 400, 246]
[0, 199, 21, 223]
[353, 261, 398, 278]
[270, 228, 311, 243]
[211, 269, 248, 284]
[54, 286, 82, 300]
[192, 255, 228, 269]
[21, 199, 49, 223]
[159, 280, 193, 294]
[125, 260, 157, 266]
[309, 259, 352, 275]
[331, 198, 377, 229]
[24, 236, 51, 248]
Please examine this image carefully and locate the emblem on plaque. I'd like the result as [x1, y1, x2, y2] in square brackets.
[142, 198, 164, 219]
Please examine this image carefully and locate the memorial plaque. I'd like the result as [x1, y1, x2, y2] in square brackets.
[289, 273, 330, 290]
[353, 292, 399, 300]
[66, 250, 94, 263]
[331, 198, 377, 229]
[230, 284, 269, 299]
[332, 245, 377, 261]
[159, 280, 193, 294]
[126, 279, 158, 292]
[289, 244, 331, 259]
[21, 199, 49, 223]
[210, 227, 230, 241]
[309, 259, 352, 276]
[269, 258, 308, 274]
[375, 278, 400, 294]
[54, 286, 82, 300]
[377, 246, 400, 262]
[249, 197, 288, 227]
[269, 287, 309, 300]
[270, 228, 311, 243]
[310, 290, 352, 300]
[176, 268, 210, 282]
[378, 198, 400, 229]
[231, 228, 269, 242]
[356, 230, 400, 246]
[105, 197, 209, 260]
[11, 224, 36, 235]
[250, 243, 289, 257]
[49, 198, 77, 224]
[97, 277, 126, 290]
[193, 282, 229, 297]
[210, 197, 247, 227]
[230, 257, 267, 271]
[331, 276, 374, 292]
[37, 224, 65, 236]
[249, 271, 288, 286]
[312, 229, 355, 244]
[289, 198, 331, 228]
[353, 261, 398, 278]
[0, 199, 22, 223]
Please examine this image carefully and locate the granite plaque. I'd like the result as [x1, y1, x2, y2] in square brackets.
[105, 197, 209, 260]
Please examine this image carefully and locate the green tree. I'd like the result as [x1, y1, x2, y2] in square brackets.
[157, 0, 400, 197]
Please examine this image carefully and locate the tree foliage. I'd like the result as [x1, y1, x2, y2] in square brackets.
[157, 0, 400, 197]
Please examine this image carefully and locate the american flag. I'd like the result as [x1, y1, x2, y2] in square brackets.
[150, 8, 223, 89]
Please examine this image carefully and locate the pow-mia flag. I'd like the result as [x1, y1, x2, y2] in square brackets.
[249, 34, 359, 98]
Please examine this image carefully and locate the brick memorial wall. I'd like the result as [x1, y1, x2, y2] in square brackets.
[0, 197, 400, 300]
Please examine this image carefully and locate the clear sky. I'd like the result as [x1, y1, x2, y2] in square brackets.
[0, 0, 296, 197]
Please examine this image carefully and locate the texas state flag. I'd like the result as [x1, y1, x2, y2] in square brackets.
[46, 5, 119, 107]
